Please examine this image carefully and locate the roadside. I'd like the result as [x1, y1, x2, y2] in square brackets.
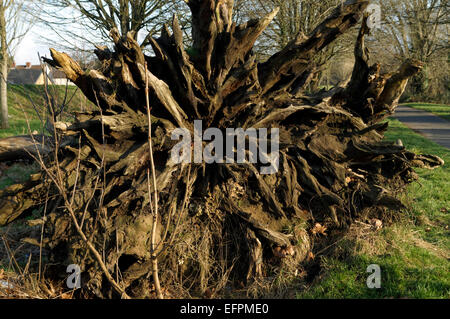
[394, 105, 450, 149]
[296, 118, 449, 299]
[403, 103, 450, 122]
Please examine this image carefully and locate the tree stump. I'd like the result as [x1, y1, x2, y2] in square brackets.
[0, 0, 443, 298]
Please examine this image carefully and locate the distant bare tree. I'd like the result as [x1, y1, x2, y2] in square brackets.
[235, 0, 353, 90]
[33, 0, 178, 51]
[0, 0, 32, 129]
[375, 0, 449, 101]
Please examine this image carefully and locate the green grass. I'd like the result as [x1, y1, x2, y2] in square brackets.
[297, 226, 449, 298]
[385, 118, 450, 228]
[0, 84, 91, 138]
[297, 117, 450, 299]
[403, 102, 450, 121]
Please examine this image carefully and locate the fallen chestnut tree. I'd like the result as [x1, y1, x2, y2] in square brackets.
[0, 0, 444, 298]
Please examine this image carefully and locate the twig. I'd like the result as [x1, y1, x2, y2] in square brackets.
[39, 188, 50, 281]
[145, 61, 163, 299]
[21, 103, 131, 299]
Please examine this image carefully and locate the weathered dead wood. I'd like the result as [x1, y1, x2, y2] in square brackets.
[0, 0, 444, 298]
[0, 135, 53, 161]
[246, 229, 263, 280]
[332, 15, 424, 124]
[258, 0, 370, 94]
[0, 172, 46, 225]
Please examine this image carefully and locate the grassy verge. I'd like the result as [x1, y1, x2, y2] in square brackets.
[297, 118, 449, 299]
[403, 102, 450, 121]
[0, 84, 91, 138]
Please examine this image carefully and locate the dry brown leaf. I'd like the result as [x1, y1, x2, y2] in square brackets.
[306, 251, 315, 262]
[285, 245, 295, 256]
[273, 246, 287, 258]
[273, 245, 296, 258]
[370, 219, 383, 231]
[204, 287, 215, 299]
[60, 292, 73, 299]
[0, 269, 4, 280]
[295, 269, 307, 278]
[311, 223, 327, 236]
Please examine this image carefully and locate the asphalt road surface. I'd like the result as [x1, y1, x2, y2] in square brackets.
[394, 105, 450, 149]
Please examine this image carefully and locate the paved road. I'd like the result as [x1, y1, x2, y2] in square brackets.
[394, 105, 450, 149]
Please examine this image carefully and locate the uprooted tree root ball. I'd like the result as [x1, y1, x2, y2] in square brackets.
[0, 0, 444, 298]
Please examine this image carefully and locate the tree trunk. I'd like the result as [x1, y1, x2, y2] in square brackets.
[0, 5, 8, 130]
[0, 135, 53, 161]
[0, 0, 444, 298]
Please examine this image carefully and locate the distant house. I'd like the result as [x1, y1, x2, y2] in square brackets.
[7, 62, 74, 86]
